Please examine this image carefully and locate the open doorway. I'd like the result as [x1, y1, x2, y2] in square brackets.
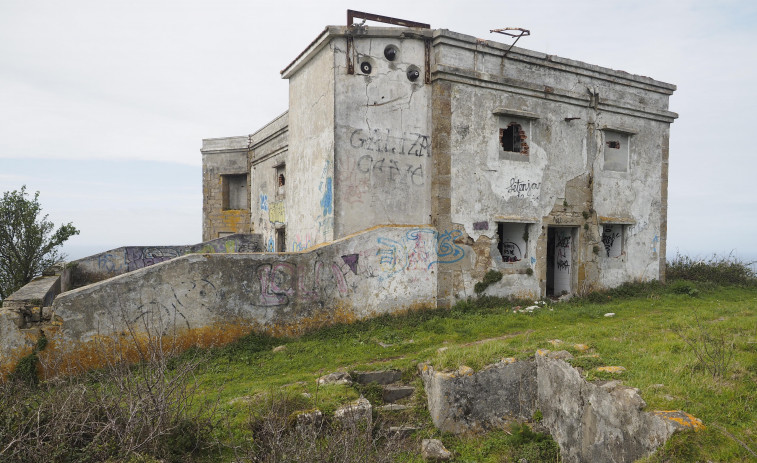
[546, 227, 576, 297]
[275, 227, 286, 253]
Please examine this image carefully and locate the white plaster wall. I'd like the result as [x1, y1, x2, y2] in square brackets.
[286, 44, 336, 250]
[333, 35, 432, 237]
[441, 37, 673, 296]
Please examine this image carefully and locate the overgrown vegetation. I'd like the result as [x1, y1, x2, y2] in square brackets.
[0, 185, 79, 302]
[667, 252, 756, 286]
[1, 256, 756, 461]
[474, 269, 503, 294]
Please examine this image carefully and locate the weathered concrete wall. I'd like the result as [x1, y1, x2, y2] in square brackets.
[420, 360, 537, 434]
[71, 234, 264, 286]
[420, 352, 702, 463]
[201, 136, 251, 241]
[249, 112, 289, 252]
[431, 29, 676, 298]
[332, 30, 433, 238]
[52, 226, 439, 343]
[536, 353, 689, 463]
[284, 39, 336, 251]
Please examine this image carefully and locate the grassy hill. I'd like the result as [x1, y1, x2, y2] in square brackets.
[1, 257, 756, 462]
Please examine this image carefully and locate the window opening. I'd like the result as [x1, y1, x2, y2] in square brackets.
[497, 222, 528, 263]
[606, 141, 620, 149]
[275, 164, 286, 198]
[499, 122, 529, 155]
[222, 174, 247, 210]
[601, 224, 624, 258]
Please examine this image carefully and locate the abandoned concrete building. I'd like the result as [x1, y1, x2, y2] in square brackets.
[202, 12, 677, 304]
[1, 12, 677, 360]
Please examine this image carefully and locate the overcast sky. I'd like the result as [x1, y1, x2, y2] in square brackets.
[1, 0, 755, 262]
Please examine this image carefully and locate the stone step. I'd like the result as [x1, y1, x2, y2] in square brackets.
[378, 404, 410, 412]
[353, 369, 402, 385]
[383, 385, 414, 403]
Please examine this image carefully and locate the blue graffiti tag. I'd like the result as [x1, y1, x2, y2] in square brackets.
[266, 236, 275, 252]
[260, 194, 269, 212]
[320, 177, 333, 216]
[429, 230, 465, 268]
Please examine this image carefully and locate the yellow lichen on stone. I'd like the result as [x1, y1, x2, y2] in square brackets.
[458, 365, 474, 376]
[536, 349, 550, 356]
[501, 357, 516, 364]
[653, 410, 706, 431]
[573, 343, 590, 352]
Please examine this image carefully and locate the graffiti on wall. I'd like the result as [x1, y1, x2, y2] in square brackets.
[291, 233, 315, 253]
[349, 128, 431, 157]
[375, 228, 465, 277]
[506, 178, 541, 198]
[269, 201, 285, 223]
[555, 234, 571, 271]
[260, 194, 269, 212]
[357, 155, 425, 186]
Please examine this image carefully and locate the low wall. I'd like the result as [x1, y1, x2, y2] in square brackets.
[53, 226, 440, 343]
[70, 233, 264, 287]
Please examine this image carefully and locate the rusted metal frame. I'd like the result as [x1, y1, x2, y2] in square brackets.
[347, 9, 430, 29]
[346, 35, 354, 75]
[424, 38, 431, 84]
[490, 27, 530, 60]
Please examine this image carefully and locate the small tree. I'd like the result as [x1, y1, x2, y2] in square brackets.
[0, 186, 79, 302]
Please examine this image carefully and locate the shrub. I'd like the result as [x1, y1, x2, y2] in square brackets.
[667, 253, 756, 286]
[474, 270, 503, 294]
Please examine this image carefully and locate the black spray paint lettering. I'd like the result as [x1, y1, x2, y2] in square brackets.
[506, 178, 541, 198]
[602, 226, 620, 257]
[349, 128, 431, 157]
[556, 259, 570, 271]
[357, 155, 424, 186]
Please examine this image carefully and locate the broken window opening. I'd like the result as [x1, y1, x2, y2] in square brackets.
[499, 122, 529, 155]
[275, 164, 286, 199]
[606, 141, 620, 149]
[221, 174, 247, 211]
[497, 222, 529, 263]
[601, 224, 624, 258]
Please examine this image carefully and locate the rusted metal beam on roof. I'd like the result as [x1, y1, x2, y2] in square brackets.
[346, 35, 354, 75]
[490, 27, 530, 60]
[424, 38, 431, 83]
[347, 9, 430, 29]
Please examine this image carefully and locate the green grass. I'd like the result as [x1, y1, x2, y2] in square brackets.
[4, 274, 756, 462]
[176, 281, 757, 461]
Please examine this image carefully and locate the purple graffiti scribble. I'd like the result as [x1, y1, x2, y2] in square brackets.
[341, 254, 359, 275]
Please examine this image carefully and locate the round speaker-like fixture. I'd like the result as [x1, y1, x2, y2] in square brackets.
[384, 45, 398, 61]
[407, 67, 420, 82]
[360, 61, 372, 74]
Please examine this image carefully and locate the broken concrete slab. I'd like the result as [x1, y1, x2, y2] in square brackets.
[353, 369, 402, 385]
[382, 385, 414, 403]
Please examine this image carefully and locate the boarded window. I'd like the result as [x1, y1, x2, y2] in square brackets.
[497, 222, 529, 263]
[222, 174, 247, 210]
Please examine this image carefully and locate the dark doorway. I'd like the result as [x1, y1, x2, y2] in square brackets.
[546, 227, 575, 297]
[276, 227, 286, 253]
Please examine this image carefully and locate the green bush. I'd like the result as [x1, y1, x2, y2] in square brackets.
[474, 270, 503, 294]
[667, 253, 756, 286]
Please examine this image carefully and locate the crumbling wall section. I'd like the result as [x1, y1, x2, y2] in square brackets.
[431, 29, 676, 298]
[51, 226, 440, 343]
